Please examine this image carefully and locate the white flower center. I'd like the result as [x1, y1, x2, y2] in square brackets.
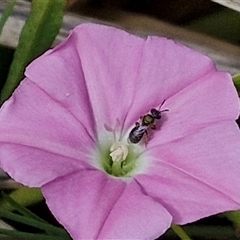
[97, 119, 147, 177]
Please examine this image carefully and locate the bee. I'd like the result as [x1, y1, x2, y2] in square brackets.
[128, 100, 169, 144]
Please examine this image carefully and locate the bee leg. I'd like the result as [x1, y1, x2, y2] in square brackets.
[143, 130, 150, 146]
[151, 124, 156, 130]
[135, 122, 140, 127]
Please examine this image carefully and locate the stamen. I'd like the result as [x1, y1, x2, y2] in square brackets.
[104, 118, 121, 141]
[103, 119, 130, 173]
[110, 142, 128, 162]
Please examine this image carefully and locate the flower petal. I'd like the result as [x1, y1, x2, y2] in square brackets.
[0, 79, 94, 186]
[26, 23, 145, 133]
[136, 122, 240, 224]
[0, 144, 90, 187]
[27, 23, 215, 134]
[42, 170, 172, 240]
[124, 35, 216, 130]
[25, 23, 222, 139]
[98, 180, 172, 239]
[25, 29, 97, 140]
[147, 70, 239, 147]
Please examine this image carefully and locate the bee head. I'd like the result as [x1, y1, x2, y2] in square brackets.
[151, 109, 161, 119]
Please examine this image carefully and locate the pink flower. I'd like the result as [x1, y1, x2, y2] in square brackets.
[1, 23, 240, 239]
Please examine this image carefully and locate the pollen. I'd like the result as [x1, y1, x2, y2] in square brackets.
[109, 141, 129, 162]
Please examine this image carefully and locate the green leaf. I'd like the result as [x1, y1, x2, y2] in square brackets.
[225, 210, 240, 228]
[0, 187, 43, 210]
[233, 74, 240, 95]
[0, 0, 17, 36]
[0, 0, 67, 104]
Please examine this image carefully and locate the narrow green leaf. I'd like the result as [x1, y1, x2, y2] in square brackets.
[0, 0, 17, 36]
[0, 228, 70, 240]
[0, 0, 67, 104]
[1, 192, 47, 224]
[0, 209, 69, 237]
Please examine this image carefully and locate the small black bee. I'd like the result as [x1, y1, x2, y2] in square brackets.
[128, 100, 168, 144]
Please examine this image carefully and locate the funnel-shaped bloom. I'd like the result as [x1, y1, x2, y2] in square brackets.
[1, 23, 240, 239]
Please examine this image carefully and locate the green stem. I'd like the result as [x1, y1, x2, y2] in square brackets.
[171, 224, 191, 240]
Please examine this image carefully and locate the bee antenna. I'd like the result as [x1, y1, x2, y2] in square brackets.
[160, 109, 169, 113]
[158, 99, 166, 110]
